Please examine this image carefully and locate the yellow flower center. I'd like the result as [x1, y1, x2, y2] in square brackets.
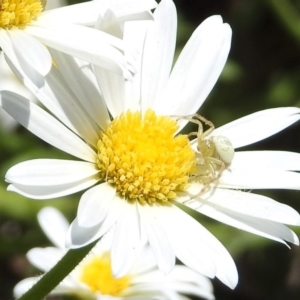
[80, 253, 130, 296]
[96, 109, 196, 204]
[0, 0, 43, 28]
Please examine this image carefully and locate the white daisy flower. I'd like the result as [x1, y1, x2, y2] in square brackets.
[0, 0, 157, 88]
[14, 207, 215, 300]
[1, 0, 300, 290]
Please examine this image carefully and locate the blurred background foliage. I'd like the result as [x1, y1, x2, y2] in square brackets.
[1, 0, 300, 299]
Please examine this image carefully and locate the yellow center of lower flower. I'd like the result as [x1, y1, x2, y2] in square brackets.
[80, 253, 130, 296]
[0, 0, 43, 28]
[96, 109, 196, 204]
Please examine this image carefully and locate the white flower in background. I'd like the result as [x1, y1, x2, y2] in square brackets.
[2, 0, 300, 290]
[0, 0, 65, 132]
[0, 52, 37, 131]
[14, 207, 215, 300]
[0, 0, 157, 88]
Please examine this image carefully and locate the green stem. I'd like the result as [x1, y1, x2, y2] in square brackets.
[18, 241, 97, 300]
[265, 0, 300, 42]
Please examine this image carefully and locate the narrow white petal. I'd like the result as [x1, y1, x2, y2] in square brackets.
[123, 284, 179, 300]
[96, 9, 123, 39]
[168, 265, 214, 293]
[158, 16, 231, 118]
[7, 176, 98, 199]
[141, 0, 177, 112]
[67, 194, 124, 248]
[138, 204, 176, 274]
[93, 11, 127, 118]
[77, 183, 116, 228]
[231, 151, 300, 171]
[8, 29, 52, 76]
[214, 107, 300, 148]
[122, 20, 153, 113]
[199, 188, 300, 225]
[27, 247, 64, 272]
[111, 202, 144, 277]
[219, 168, 300, 190]
[39, 0, 157, 25]
[49, 49, 110, 130]
[0, 91, 96, 162]
[130, 247, 157, 275]
[43, 68, 100, 147]
[14, 278, 39, 298]
[6, 159, 98, 186]
[133, 266, 215, 299]
[33, 71, 100, 147]
[159, 204, 238, 289]
[94, 69, 126, 119]
[26, 23, 132, 78]
[0, 30, 45, 88]
[38, 207, 70, 248]
[193, 202, 299, 246]
[66, 218, 104, 248]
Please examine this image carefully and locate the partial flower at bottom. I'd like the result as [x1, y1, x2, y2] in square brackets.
[2, 0, 300, 290]
[14, 207, 215, 300]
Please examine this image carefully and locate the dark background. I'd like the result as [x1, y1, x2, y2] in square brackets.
[1, 0, 300, 299]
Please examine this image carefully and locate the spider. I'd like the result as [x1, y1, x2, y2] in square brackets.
[174, 114, 234, 191]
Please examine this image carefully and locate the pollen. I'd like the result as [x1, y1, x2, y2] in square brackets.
[80, 253, 130, 296]
[0, 0, 43, 28]
[96, 109, 196, 204]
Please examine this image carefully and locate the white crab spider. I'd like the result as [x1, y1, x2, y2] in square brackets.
[174, 114, 234, 188]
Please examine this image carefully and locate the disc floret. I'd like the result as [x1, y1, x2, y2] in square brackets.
[0, 0, 43, 28]
[80, 253, 130, 296]
[96, 109, 196, 204]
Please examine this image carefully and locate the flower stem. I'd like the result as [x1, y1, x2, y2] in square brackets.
[18, 241, 97, 300]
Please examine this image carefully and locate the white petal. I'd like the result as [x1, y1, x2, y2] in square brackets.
[168, 265, 214, 293]
[27, 247, 65, 272]
[0, 91, 96, 162]
[158, 16, 231, 118]
[159, 204, 238, 289]
[111, 202, 145, 277]
[140, 0, 177, 112]
[26, 23, 132, 78]
[39, 0, 157, 25]
[214, 107, 300, 148]
[8, 29, 52, 76]
[33, 71, 100, 147]
[230, 151, 300, 171]
[67, 193, 124, 248]
[138, 204, 176, 273]
[123, 282, 180, 300]
[93, 12, 127, 118]
[122, 20, 153, 114]
[219, 168, 300, 190]
[66, 218, 104, 248]
[130, 247, 157, 275]
[192, 201, 299, 246]
[77, 183, 116, 228]
[49, 49, 110, 130]
[6, 159, 98, 186]
[14, 278, 39, 298]
[198, 188, 300, 225]
[38, 207, 70, 248]
[0, 30, 45, 88]
[7, 177, 98, 199]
